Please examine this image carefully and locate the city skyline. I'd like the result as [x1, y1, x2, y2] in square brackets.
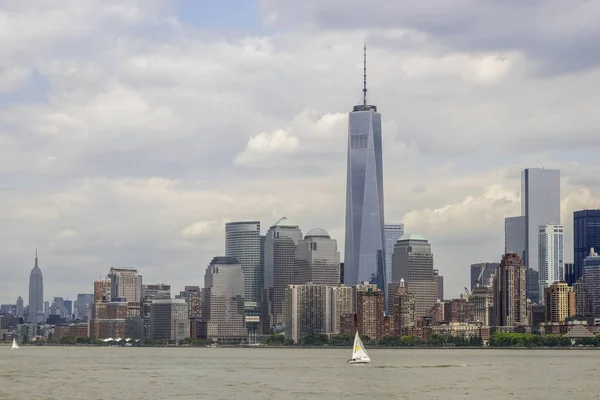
[1, 2, 600, 304]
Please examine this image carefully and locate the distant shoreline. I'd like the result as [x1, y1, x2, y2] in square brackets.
[3, 343, 599, 350]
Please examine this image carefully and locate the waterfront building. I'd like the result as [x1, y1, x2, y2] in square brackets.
[176, 286, 202, 319]
[444, 299, 474, 323]
[94, 279, 111, 302]
[573, 277, 587, 315]
[538, 224, 565, 303]
[492, 253, 527, 327]
[53, 323, 89, 340]
[344, 47, 386, 292]
[391, 233, 437, 318]
[573, 210, 600, 285]
[285, 283, 330, 344]
[295, 228, 340, 286]
[583, 249, 600, 316]
[28, 250, 44, 323]
[108, 267, 142, 316]
[391, 279, 416, 335]
[355, 284, 385, 340]
[201, 257, 246, 342]
[470, 286, 493, 326]
[328, 285, 354, 334]
[262, 217, 303, 331]
[141, 283, 171, 338]
[150, 299, 189, 341]
[470, 263, 499, 290]
[544, 282, 575, 323]
[90, 300, 128, 339]
[225, 221, 263, 304]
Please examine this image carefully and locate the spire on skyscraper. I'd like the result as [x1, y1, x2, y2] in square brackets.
[363, 44, 368, 106]
[35, 247, 39, 269]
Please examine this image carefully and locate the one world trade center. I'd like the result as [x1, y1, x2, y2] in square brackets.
[344, 46, 386, 291]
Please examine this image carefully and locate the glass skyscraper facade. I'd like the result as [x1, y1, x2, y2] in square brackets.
[344, 49, 386, 292]
[573, 209, 600, 285]
[225, 221, 262, 304]
[538, 224, 564, 304]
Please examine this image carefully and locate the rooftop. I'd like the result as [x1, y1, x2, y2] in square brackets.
[305, 228, 330, 239]
[210, 256, 239, 265]
[398, 233, 427, 242]
[271, 216, 297, 228]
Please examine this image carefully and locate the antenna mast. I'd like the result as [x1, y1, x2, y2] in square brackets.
[363, 44, 367, 106]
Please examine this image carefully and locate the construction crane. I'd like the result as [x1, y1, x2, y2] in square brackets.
[475, 262, 488, 288]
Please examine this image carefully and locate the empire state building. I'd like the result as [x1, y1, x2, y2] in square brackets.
[343, 46, 386, 290]
[28, 250, 44, 323]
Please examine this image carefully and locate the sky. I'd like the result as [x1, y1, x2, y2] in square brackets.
[1, 0, 600, 304]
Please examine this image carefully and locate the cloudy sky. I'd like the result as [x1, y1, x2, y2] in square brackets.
[1, 0, 599, 304]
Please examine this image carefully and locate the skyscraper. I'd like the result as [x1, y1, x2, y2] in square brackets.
[28, 250, 44, 323]
[225, 221, 263, 304]
[108, 267, 142, 316]
[295, 228, 341, 286]
[384, 224, 404, 307]
[470, 262, 499, 289]
[16, 296, 24, 318]
[544, 282, 574, 323]
[344, 47, 386, 291]
[200, 256, 246, 342]
[262, 217, 303, 329]
[391, 233, 437, 319]
[492, 253, 527, 327]
[573, 209, 600, 285]
[583, 248, 600, 316]
[522, 168, 561, 302]
[285, 283, 330, 344]
[505, 216, 526, 262]
[538, 224, 564, 303]
[150, 299, 190, 341]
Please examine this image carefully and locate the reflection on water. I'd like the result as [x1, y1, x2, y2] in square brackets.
[1, 347, 600, 399]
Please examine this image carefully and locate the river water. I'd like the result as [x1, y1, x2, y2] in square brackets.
[1, 347, 599, 399]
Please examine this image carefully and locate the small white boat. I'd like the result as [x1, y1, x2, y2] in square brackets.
[11, 338, 19, 350]
[347, 331, 370, 364]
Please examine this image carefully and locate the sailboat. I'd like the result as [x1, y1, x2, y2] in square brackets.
[11, 338, 19, 350]
[347, 331, 370, 364]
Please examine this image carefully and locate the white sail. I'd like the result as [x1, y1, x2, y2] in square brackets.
[348, 331, 370, 363]
[11, 338, 19, 350]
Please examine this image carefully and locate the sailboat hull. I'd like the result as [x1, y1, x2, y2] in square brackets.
[347, 359, 370, 364]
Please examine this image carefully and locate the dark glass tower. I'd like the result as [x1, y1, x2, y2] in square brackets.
[572, 209, 600, 285]
[344, 46, 386, 291]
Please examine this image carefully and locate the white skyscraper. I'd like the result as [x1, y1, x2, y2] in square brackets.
[226, 221, 262, 304]
[28, 250, 44, 323]
[538, 224, 564, 304]
[344, 47, 386, 291]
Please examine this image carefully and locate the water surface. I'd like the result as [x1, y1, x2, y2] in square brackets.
[1, 347, 599, 399]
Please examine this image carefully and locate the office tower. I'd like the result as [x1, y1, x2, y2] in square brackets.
[344, 47, 386, 291]
[328, 285, 354, 334]
[355, 285, 385, 340]
[470, 286, 493, 326]
[225, 221, 262, 304]
[90, 300, 128, 339]
[522, 168, 561, 302]
[64, 300, 73, 319]
[544, 282, 575, 323]
[391, 233, 437, 318]
[150, 299, 190, 341]
[262, 217, 303, 330]
[505, 216, 526, 262]
[573, 277, 587, 315]
[573, 210, 600, 285]
[285, 283, 330, 344]
[583, 249, 600, 316]
[538, 224, 564, 303]
[16, 296, 24, 318]
[433, 269, 444, 301]
[94, 279, 111, 302]
[492, 253, 527, 327]
[564, 262, 575, 286]
[201, 257, 246, 342]
[28, 250, 44, 323]
[391, 279, 416, 335]
[44, 300, 49, 321]
[75, 294, 94, 321]
[142, 283, 171, 337]
[340, 263, 344, 284]
[470, 263, 499, 290]
[108, 267, 142, 316]
[295, 228, 341, 286]
[176, 286, 202, 319]
[384, 224, 404, 303]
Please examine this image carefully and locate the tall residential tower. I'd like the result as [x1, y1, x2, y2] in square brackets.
[344, 46, 386, 291]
